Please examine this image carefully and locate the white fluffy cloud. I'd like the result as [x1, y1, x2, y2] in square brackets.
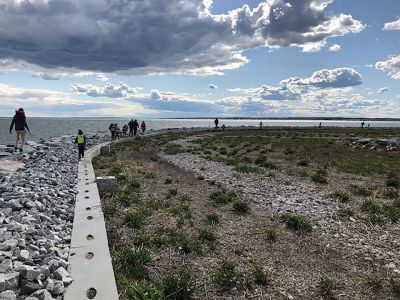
[383, 18, 400, 30]
[0, 0, 364, 75]
[70, 82, 143, 98]
[329, 44, 341, 52]
[375, 55, 400, 80]
[377, 87, 389, 94]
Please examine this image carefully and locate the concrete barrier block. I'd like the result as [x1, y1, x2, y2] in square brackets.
[100, 145, 111, 156]
[96, 176, 117, 193]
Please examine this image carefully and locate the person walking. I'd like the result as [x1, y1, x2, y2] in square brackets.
[214, 118, 219, 129]
[10, 108, 30, 152]
[128, 119, 134, 137]
[109, 123, 117, 140]
[133, 119, 139, 136]
[140, 121, 146, 134]
[75, 129, 86, 160]
[259, 121, 263, 129]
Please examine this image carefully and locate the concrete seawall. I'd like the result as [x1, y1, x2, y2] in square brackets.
[65, 141, 118, 300]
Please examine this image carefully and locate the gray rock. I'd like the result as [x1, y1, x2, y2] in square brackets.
[0, 290, 16, 300]
[18, 250, 30, 261]
[45, 279, 64, 296]
[29, 289, 54, 300]
[0, 260, 12, 273]
[53, 267, 68, 281]
[19, 265, 40, 281]
[0, 272, 19, 292]
[20, 281, 43, 295]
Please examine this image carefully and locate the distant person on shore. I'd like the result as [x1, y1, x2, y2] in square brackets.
[221, 124, 226, 131]
[115, 125, 121, 140]
[133, 119, 139, 136]
[10, 108, 30, 152]
[319, 122, 322, 128]
[128, 119, 134, 137]
[367, 123, 370, 128]
[214, 118, 219, 129]
[141, 121, 146, 134]
[109, 123, 117, 140]
[259, 121, 263, 129]
[361, 121, 365, 129]
[75, 129, 86, 160]
[122, 124, 128, 138]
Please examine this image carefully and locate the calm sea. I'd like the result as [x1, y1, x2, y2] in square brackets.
[1, 117, 400, 145]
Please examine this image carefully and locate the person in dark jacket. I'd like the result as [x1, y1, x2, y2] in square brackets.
[214, 118, 219, 129]
[10, 108, 30, 152]
[128, 119, 134, 137]
[75, 129, 86, 160]
[133, 119, 139, 136]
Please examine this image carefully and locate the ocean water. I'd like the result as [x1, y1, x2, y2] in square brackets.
[1, 117, 400, 145]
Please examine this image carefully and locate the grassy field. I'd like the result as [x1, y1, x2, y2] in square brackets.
[93, 128, 400, 299]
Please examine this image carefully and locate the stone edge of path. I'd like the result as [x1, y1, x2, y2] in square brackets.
[64, 140, 119, 300]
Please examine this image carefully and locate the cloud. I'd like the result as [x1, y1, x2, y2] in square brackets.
[281, 67, 362, 88]
[383, 18, 400, 30]
[375, 55, 400, 80]
[70, 82, 143, 98]
[96, 74, 109, 82]
[329, 44, 341, 52]
[228, 85, 300, 101]
[32, 72, 60, 80]
[209, 84, 218, 90]
[377, 87, 389, 94]
[0, 0, 364, 75]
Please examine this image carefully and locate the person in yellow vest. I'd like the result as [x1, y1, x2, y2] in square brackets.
[75, 129, 86, 160]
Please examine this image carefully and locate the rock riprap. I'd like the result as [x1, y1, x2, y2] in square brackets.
[0, 134, 107, 299]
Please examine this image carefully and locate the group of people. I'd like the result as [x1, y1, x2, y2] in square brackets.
[108, 119, 146, 140]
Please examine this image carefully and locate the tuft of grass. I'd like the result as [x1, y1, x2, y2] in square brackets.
[108, 165, 122, 176]
[166, 188, 178, 199]
[338, 208, 354, 217]
[210, 189, 236, 204]
[281, 213, 312, 233]
[144, 172, 156, 179]
[234, 164, 262, 174]
[330, 191, 350, 203]
[298, 159, 309, 167]
[116, 247, 152, 280]
[161, 269, 196, 300]
[214, 260, 242, 289]
[386, 173, 400, 188]
[152, 234, 168, 248]
[126, 282, 163, 300]
[164, 178, 173, 184]
[252, 261, 269, 286]
[125, 208, 151, 229]
[265, 229, 277, 241]
[198, 228, 216, 242]
[351, 185, 372, 196]
[319, 276, 334, 299]
[311, 168, 328, 184]
[165, 144, 185, 155]
[103, 202, 117, 219]
[133, 232, 151, 246]
[383, 188, 399, 199]
[206, 213, 220, 224]
[233, 200, 251, 213]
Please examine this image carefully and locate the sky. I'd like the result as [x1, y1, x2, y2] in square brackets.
[0, 0, 399, 118]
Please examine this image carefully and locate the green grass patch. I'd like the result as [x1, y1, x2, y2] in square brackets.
[214, 260, 242, 289]
[125, 208, 151, 229]
[116, 248, 152, 280]
[281, 213, 312, 233]
[206, 213, 219, 224]
[330, 191, 350, 203]
[232, 200, 251, 213]
[210, 189, 236, 204]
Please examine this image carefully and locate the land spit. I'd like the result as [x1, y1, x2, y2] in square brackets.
[95, 128, 400, 299]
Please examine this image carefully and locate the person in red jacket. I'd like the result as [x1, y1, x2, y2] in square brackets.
[140, 121, 146, 134]
[10, 108, 30, 152]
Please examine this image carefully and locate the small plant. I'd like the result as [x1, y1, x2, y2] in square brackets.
[198, 228, 216, 242]
[125, 208, 150, 229]
[116, 247, 152, 280]
[298, 159, 309, 167]
[108, 165, 122, 176]
[390, 277, 400, 296]
[206, 213, 220, 224]
[144, 172, 156, 179]
[152, 234, 168, 248]
[338, 208, 354, 217]
[164, 178, 173, 184]
[330, 191, 350, 203]
[214, 260, 242, 289]
[254, 155, 267, 166]
[233, 200, 251, 213]
[265, 229, 277, 241]
[103, 202, 117, 218]
[166, 188, 178, 199]
[133, 232, 151, 246]
[234, 164, 262, 173]
[161, 269, 196, 300]
[210, 189, 236, 204]
[383, 188, 399, 199]
[252, 262, 269, 285]
[180, 238, 203, 254]
[319, 276, 334, 299]
[351, 185, 372, 196]
[386, 174, 400, 188]
[311, 168, 328, 184]
[281, 213, 312, 233]
[126, 282, 163, 300]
